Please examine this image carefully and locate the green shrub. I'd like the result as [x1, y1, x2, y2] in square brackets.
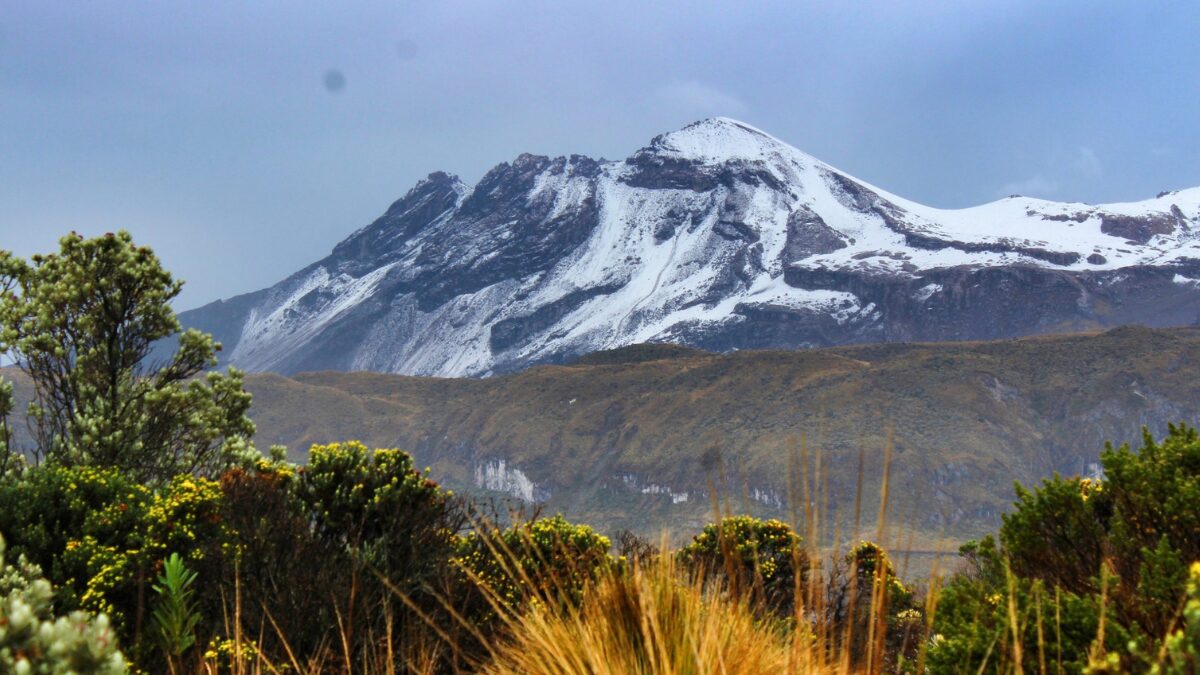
[1153, 561, 1200, 674]
[227, 442, 470, 670]
[0, 535, 127, 674]
[455, 513, 612, 611]
[679, 515, 807, 613]
[826, 541, 922, 671]
[0, 463, 230, 669]
[0, 464, 152, 626]
[1000, 474, 1107, 596]
[297, 441, 458, 584]
[994, 424, 1200, 651]
[927, 537, 1123, 675]
[931, 423, 1200, 672]
[0, 232, 255, 484]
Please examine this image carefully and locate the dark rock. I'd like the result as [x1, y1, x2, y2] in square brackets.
[1100, 213, 1175, 244]
[782, 205, 848, 262]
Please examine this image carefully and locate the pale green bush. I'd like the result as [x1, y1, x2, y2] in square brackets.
[0, 535, 127, 674]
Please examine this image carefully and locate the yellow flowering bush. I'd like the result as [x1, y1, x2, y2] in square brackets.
[0, 535, 127, 674]
[454, 514, 612, 614]
[679, 515, 806, 613]
[0, 463, 231, 666]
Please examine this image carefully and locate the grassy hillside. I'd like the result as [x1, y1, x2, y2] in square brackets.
[236, 325, 1200, 548]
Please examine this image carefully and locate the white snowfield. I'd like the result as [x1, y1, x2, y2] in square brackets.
[218, 118, 1200, 377]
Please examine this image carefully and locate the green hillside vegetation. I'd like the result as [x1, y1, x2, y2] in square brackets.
[234, 325, 1200, 547]
[2, 232, 1200, 673]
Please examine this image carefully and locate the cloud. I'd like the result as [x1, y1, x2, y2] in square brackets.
[656, 80, 748, 117]
[1072, 146, 1102, 179]
[997, 146, 1102, 199]
[999, 175, 1059, 198]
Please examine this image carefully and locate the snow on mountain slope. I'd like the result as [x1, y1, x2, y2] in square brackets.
[180, 118, 1200, 377]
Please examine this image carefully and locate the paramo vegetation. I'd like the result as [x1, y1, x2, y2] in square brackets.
[0, 232, 1198, 673]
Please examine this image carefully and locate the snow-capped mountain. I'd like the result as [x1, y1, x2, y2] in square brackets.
[182, 118, 1200, 376]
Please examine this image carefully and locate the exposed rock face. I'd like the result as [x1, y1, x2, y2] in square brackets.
[180, 118, 1200, 376]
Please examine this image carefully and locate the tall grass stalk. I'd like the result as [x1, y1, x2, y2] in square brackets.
[482, 549, 794, 675]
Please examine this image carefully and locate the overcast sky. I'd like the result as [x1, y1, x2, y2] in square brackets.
[2, 1, 1198, 309]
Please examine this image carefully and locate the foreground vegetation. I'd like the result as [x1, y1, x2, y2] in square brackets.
[1, 232, 1198, 673]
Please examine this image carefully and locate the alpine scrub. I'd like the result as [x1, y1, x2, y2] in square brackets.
[0, 535, 128, 674]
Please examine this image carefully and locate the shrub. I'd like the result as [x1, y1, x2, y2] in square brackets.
[927, 537, 1123, 675]
[455, 514, 612, 612]
[0, 464, 152, 626]
[825, 541, 922, 671]
[1000, 474, 1107, 596]
[0, 535, 128, 674]
[679, 515, 807, 614]
[217, 443, 470, 670]
[994, 424, 1200, 653]
[1154, 561, 1200, 674]
[297, 441, 459, 585]
[0, 463, 229, 669]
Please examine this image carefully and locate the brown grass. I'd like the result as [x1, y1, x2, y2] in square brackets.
[482, 552, 794, 675]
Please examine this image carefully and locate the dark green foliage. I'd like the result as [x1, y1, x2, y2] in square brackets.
[1154, 562, 1200, 673]
[679, 515, 807, 614]
[1102, 425, 1200, 637]
[934, 424, 1200, 672]
[234, 443, 470, 670]
[1000, 475, 1106, 596]
[928, 537, 1122, 674]
[151, 553, 200, 659]
[211, 460, 340, 660]
[826, 541, 922, 671]
[999, 424, 1200, 640]
[0, 231, 254, 484]
[455, 514, 613, 611]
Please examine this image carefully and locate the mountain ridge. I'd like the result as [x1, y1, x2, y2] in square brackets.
[181, 118, 1200, 376]
[238, 325, 1200, 543]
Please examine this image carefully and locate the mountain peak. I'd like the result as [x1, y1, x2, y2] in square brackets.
[644, 117, 799, 165]
[184, 120, 1200, 379]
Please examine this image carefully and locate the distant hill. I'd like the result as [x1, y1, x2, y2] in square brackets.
[179, 117, 1200, 377]
[234, 326, 1200, 547]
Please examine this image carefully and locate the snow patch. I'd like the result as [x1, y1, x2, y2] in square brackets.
[914, 283, 943, 302]
[750, 487, 785, 509]
[620, 473, 690, 504]
[474, 459, 546, 502]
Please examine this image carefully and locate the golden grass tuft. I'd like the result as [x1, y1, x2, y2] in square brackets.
[481, 551, 794, 675]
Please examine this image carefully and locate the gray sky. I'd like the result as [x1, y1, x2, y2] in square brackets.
[2, 1, 1198, 309]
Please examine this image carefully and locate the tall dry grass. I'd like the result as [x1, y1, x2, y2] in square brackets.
[481, 549, 793, 675]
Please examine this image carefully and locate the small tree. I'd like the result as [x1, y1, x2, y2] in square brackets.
[0, 232, 254, 483]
